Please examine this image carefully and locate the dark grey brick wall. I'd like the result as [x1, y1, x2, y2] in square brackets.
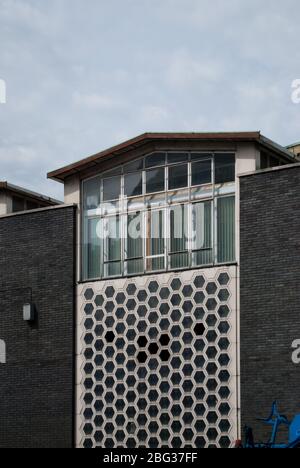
[0, 205, 76, 448]
[240, 166, 300, 443]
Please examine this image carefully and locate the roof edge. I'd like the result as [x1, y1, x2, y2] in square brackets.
[0, 203, 76, 220]
[0, 181, 62, 205]
[47, 131, 262, 182]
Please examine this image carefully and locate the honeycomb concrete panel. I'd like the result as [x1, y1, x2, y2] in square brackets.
[76, 267, 238, 448]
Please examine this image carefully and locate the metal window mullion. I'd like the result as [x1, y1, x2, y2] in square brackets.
[123, 213, 127, 277]
[143, 210, 148, 273]
[100, 178, 103, 205]
[188, 202, 193, 268]
[212, 155, 218, 264]
[166, 206, 170, 271]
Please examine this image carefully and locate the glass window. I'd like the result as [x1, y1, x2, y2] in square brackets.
[192, 201, 212, 266]
[127, 212, 143, 259]
[26, 201, 39, 211]
[126, 259, 144, 276]
[215, 154, 235, 184]
[146, 210, 165, 271]
[168, 153, 189, 164]
[192, 160, 212, 186]
[82, 150, 237, 280]
[124, 172, 143, 197]
[126, 212, 143, 275]
[270, 156, 279, 167]
[146, 168, 165, 193]
[168, 164, 188, 190]
[103, 166, 122, 177]
[83, 177, 101, 211]
[170, 205, 189, 269]
[217, 196, 235, 263]
[191, 153, 212, 161]
[147, 210, 164, 256]
[170, 205, 188, 253]
[12, 196, 25, 213]
[260, 152, 269, 169]
[103, 216, 121, 277]
[84, 218, 101, 280]
[103, 176, 121, 201]
[124, 159, 144, 173]
[145, 152, 166, 168]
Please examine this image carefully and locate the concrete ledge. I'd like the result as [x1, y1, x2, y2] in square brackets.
[0, 203, 77, 220]
[239, 161, 300, 178]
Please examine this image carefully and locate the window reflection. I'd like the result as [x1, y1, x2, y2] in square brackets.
[124, 172, 143, 197]
[82, 151, 236, 280]
[192, 160, 212, 186]
[169, 164, 188, 190]
[103, 176, 121, 201]
[146, 168, 165, 194]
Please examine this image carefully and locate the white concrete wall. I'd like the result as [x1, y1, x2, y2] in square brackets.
[76, 266, 238, 448]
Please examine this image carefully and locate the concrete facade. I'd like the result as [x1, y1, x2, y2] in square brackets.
[76, 267, 238, 448]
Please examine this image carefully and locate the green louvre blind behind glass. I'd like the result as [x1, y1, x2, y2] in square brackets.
[217, 196, 235, 263]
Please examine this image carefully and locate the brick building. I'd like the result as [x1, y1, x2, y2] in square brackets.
[0, 132, 299, 448]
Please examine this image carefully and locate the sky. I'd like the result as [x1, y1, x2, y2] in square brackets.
[0, 0, 300, 200]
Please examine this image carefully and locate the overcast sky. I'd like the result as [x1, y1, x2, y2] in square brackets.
[0, 0, 300, 199]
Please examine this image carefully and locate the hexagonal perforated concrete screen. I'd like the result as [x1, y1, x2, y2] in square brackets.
[77, 267, 238, 448]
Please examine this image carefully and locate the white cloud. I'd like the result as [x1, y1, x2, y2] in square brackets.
[140, 105, 170, 125]
[72, 91, 124, 111]
[165, 49, 222, 88]
[0, 0, 48, 32]
[1, 0, 300, 198]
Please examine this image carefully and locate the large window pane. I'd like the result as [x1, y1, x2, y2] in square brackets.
[260, 152, 269, 169]
[168, 152, 189, 164]
[191, 153, 212, 161]
[127, 212, 143, 260]
[84, 218, 101, 280]
[124, 159, 143, 173]
[192, 201, 212, 266]
[192, 160, 212, 186]
[105, 262, 122, 277]
[146, 168, 165, 193]
[215, 154, 235, 184]
[146, 210, 165, 271]
[146, 257, 165, 272]
[170, 252, 189, 270]
[12, 196, 25, 213]
[170, 205, 189, 268]
[170, 205, 188, 253]
[103, 176, 121, 201]
[126, 259, 144, 275]
[168, 164, 188, 190]
[103, 216, 121, 277]
[147, 210, 165, 256]
[124, 172, 143, 197]
[145, 152, 166, 168]
[217, 196, 235, 263]
[83, 177, 101, 211]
